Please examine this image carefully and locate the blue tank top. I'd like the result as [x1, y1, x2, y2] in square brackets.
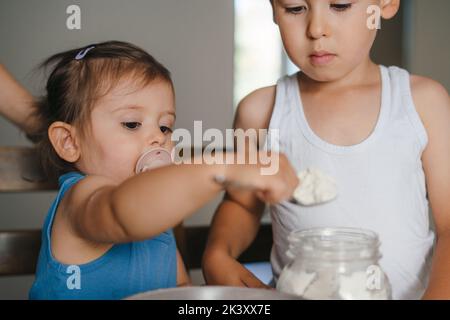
[29, 172, 177, 300]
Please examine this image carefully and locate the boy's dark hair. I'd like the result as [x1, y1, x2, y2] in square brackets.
[30, 40, 173, 180]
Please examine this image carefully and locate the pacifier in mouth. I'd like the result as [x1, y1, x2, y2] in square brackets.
[135, 148, 173, 174]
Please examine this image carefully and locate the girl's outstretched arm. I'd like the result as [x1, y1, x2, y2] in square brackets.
[66, 163, 225, 243]
[65, 156, 297, 244]
[0, 64, 38, 134]
[411, 76, 450, 299]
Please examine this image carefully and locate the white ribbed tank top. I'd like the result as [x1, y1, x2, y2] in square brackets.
[265, 65, 435, 300]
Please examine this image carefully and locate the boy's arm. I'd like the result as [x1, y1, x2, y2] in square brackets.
[176, 248, 192, 286]
[0, 64, 39, 134]
[202, 192, 268, 287]
[411, 76, 450, 299]
[202, 86, 277, 287]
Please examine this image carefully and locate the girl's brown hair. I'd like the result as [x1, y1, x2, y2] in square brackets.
[30, 41, 173, 180]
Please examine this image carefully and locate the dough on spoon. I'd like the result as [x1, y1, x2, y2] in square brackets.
[293, 168, 337, 206]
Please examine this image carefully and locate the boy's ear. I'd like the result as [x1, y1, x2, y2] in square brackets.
[270, 0, 278, 25]
[48, 121, 81, 163]
[380, 0, 401, 20]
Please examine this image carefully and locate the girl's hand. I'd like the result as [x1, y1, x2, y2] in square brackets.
[221, 152, 299, 204]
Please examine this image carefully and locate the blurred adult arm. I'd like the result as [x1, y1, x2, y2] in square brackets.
[0, 63, 39, 134]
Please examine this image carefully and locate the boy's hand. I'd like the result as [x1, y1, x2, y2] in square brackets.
[202, 250, 271, 289]
[223, 153, 299, 204]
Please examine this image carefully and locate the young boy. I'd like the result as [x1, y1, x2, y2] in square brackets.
[203, 0, 450, 299]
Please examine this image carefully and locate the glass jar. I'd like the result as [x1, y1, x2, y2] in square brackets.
[276, 227, 392, 300]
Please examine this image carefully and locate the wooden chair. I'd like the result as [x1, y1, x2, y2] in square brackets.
[0, 146, 57, 276]
[0, 146, 272, 277]
[0, 230, 42, 276]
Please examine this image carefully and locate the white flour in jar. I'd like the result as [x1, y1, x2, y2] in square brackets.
[276, 268, 317, 297]
[338, 271, 390, 300]
[277, 269, 336, 299]
[277, 270, 390, 300]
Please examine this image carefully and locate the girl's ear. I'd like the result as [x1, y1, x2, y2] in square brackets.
[380, 0, 401, 20]
[48, 121, 81, 163]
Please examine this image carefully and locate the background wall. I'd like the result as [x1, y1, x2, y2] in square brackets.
[407, 0, 450, 90]
[371, 0, 404, 68]
[0, 0, 233, 299]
